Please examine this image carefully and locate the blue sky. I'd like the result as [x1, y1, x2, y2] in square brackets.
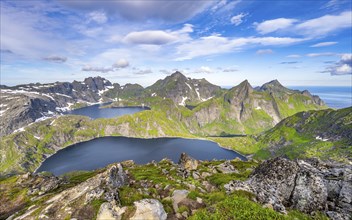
[1, 0, 351, 87]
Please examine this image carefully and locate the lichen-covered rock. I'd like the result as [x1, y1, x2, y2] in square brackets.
[96, 202, 126, 220]
[106, 163, 127, 188]
[178, 153, 198, 171]
[130, 199, 167, 220]
[291, 161, 328, 213]
[216, 160, 238, 174]
[172, 190, 189, 212]
[224, 157, 352, 219]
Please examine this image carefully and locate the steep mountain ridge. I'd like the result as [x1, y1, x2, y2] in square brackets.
[0, 77, 115, 136]
[0, 72, 326, 137]
[185, 79, 326, 135]
[144, 71, 223, 106]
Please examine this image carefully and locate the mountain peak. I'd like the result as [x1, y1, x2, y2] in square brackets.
[227, 80, 253, 98]
[169, 71, 186, 79]
[237, 80, 253, 90]
[259, 79, 290, 93]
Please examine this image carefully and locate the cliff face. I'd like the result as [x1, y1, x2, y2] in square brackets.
[185, 79, 326, 135]
[0, 73, 326, 137]
[0, 77, 115, 136]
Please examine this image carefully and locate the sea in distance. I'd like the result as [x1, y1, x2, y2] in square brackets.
[289, 86, 351, 109]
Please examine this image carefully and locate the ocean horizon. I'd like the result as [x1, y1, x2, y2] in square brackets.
[289, 86, 351, 109]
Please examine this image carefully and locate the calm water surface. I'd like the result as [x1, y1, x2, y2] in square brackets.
[36, 137, 246, 176]
[66, 103, 148, 119]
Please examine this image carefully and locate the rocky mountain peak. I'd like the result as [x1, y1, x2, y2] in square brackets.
[84, 76, 112, 91]
[231, 80, 253, 95]
[170, 71, 186, 79]
[259, 79, 291, 93]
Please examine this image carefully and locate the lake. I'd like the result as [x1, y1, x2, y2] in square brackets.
[36, 137, 245, 176]
[66, 103, 149, 119]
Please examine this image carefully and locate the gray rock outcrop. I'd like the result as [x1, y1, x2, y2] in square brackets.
[130, 199, 167, 220]
[224, 157, 352, 219]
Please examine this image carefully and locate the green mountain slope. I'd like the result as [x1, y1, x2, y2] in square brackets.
[254, 107, 352, 162]
[183, 79, 326, 135]
[0, 104, 193, 176]
[144, 71, 223, 106]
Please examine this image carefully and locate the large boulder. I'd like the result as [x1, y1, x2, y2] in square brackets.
[216, 160, 238, 174]
[130, 199, 167, 220]
[106, 163, 128, 188]
[178, 153, 198, 171]
[171, 190, 189, 212]
[96, 202, 126, 220]
[224, 157, 352, 219]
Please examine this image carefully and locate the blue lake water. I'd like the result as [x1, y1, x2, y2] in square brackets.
[289, 86, 351, 109]
[36, 137, 245, 175]
[66, 103, 149, 119]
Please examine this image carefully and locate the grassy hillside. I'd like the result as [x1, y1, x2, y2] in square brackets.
[254, 107, 352, 163]
[0, 107, 194, 176]
[0, 159, 327, 220]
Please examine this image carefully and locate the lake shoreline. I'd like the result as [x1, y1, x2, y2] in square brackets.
[34, 135, 248, 176]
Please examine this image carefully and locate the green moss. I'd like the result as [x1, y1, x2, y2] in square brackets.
[161, 198, 174, 214]
[119, 187, 148, 206]
[178, 205, 190, 213]
[187, 191, 202, 200]
[190, 194, 321, 220]
[91, 199, 106, 219]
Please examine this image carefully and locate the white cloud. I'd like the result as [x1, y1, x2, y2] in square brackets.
[255, 18, 298, 34]
[134, 69, 153, 75]
[114, 58, 129, 68]
[175, 35, 304, 60]
[123, 31, 178, 45]
[287, 54, 301, 58]
[0, 2, 65, 59]
[296, 11, 352, 36]
[323, 54, 352, 75]
[254, 11, 352, 37]
[223, 68, 238, 72]
[82, 66, 114, 73]
[61, 1, 214, 23]
[256, 49, 273, 55]
[194, 66, 213, 74]
[43, 55, 67, 63]
[306, 53, 336, 57]
[310, 42, 337, 47]
[230, 13, 247, 26]
[296, 11, 352, 37]
[123, 24, 193, 45]
[88, 11, 107, 24]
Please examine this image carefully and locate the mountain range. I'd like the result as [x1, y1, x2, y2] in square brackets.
[0, 72, 351, 220]
[0, 72, 325, 136]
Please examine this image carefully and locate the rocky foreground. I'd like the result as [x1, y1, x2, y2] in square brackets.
[1, 154, 350, 220]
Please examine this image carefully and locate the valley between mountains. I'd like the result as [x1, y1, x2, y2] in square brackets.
[0, 72, 351, 220]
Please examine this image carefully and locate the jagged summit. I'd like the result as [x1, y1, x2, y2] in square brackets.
[237, 80, 253, 90]
[145, 71, 221, 106]
[169, 71, 186, 79]
[259, 79, 292, 93]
